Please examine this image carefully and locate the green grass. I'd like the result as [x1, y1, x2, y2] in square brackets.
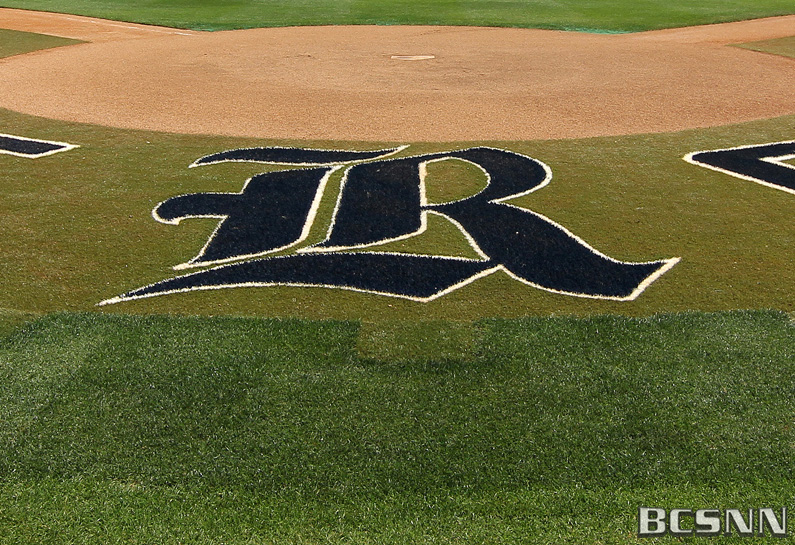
[0, 308, 41, 338]
[735, 35, 795, 59]
[0, 28, 82, 59]
[0, 0, 794, 32]
[1, 107, 793, 320]
[2, 481, 792, 543]
[1, 310, 793, 543]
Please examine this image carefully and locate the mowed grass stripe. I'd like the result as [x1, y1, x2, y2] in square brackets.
[0, 310, 793, 543]
[0, 0, 794, 32]
[1, 480, 792, 544]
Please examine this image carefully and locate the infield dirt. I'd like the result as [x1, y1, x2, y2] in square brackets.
[0, 9, 793, 141]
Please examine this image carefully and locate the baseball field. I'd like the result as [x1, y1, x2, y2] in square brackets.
[1, 1, 793, 543]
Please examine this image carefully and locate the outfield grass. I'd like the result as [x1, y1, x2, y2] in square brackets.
[0, 0, 793, 32]
[1, 310, 793, 543]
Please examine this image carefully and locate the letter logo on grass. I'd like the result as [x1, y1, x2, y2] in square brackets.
[685, 140, 795, 195]
[100, 146, 679, 305]
[0, 133, 78, 158]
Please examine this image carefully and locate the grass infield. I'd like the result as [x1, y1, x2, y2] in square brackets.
[735, 35, 795, 58]
[0, 0, 793, 32]
[0, 28, 81, 58]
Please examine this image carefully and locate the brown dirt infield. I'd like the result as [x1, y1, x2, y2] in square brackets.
[0, 8, 793, 142]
